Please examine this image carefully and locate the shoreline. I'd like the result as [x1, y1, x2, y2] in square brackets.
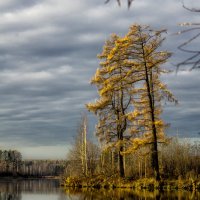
[62, 176, 200, 191]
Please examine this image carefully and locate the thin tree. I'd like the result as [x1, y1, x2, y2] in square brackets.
[66, 114, 100, 177]
[82, 114, 88, 176]
[67, 115, 88, 177]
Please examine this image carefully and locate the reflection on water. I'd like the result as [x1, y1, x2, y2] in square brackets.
[0, 179, 66, 200]
[64, 188, 200, 200]
[0, 179, 199, 200]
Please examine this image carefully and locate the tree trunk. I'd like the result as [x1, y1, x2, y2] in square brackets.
[83, 117, 88, 176]
[142, 43, 160, 180]
[118, 146, 125, 177]
[151, 140, 160, 180]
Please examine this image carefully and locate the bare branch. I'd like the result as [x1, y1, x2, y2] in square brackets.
[182, 3, 200, 12]
[105, 0, 134, 9]
[176, 2, 200, 70]
[178, 33, 200, 52]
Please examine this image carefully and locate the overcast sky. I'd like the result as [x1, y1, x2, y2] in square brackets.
[0, 0, 199, 159]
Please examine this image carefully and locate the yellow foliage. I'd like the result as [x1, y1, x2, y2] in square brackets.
[108, 65, 116, 73]
[154, 120, 164, 126]
[99, 83, 113, 96]
[107, 52, 114, 60]
[86, 96, 110, 113]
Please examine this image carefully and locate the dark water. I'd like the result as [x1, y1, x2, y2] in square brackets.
[0, 179, 199, 200]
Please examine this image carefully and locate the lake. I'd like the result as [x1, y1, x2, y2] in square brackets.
[0, 179, 199, 200]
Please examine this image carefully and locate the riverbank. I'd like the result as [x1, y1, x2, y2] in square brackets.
[62, 176, 200, 191]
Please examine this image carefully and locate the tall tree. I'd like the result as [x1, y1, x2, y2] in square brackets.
[86, 34, 136, 177]
[87, 24, 177, 180]
[123, 25, 177, 180]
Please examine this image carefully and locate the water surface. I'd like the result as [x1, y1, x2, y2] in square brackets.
[0, 179, 199, 199]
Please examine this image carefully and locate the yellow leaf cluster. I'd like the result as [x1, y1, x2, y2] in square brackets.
[154, 120, 164, 126]
[86, 96, 110, 113]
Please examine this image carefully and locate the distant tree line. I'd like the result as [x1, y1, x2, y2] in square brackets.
[20, 160, 65, 177]
[0, 150, 65, 177]
[0, 150, 22, 176]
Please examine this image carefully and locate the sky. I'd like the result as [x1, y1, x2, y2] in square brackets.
[0, 0, 199, 159]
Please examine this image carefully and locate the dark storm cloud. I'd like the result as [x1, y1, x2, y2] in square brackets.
[0, 0, 199, 158]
